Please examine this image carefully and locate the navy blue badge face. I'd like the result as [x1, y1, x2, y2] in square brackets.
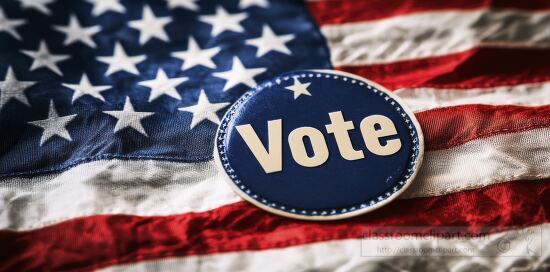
[215, 70, 424, 220]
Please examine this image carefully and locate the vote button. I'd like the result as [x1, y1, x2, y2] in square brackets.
[215, 70, 424, 220]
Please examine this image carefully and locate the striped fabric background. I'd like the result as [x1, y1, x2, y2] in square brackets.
[1, 0, 549, 271]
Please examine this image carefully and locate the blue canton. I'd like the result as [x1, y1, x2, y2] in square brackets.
[0, 0, 332, 176]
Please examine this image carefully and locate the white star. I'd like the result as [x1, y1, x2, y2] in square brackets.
[86, 0, 126, 16]
[213, 57, 266, 91]
[62, 74, 110, 103]
[0, 8, 26, 40]
[54, 15, 101, 48]
[103, 97, 154, 136]
[19, 0, 53, 15]
[172, 37, 220, 70]
[199, 7, 247, 36]
[138, 69, 187, 102]
[21, 41, 70, 76]
[129, 5, 171, 44]
[28, 100, 77, 146]
[239, 0, 269, 9]
[285, 77, 311, 99]
[98, 42, 146, 75]
[166, 0, 199, 11]
[246, 25, 294, 57]
[0, 66, 36, 110]
[179, 90, 229, 129]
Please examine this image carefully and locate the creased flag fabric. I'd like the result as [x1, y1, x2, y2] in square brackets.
[0, 0, 549, 271]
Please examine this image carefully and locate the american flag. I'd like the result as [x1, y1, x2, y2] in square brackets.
[0, 0, 549, 270]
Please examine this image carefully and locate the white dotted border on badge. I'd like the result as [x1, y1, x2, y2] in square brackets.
[216, 71, 421, 217]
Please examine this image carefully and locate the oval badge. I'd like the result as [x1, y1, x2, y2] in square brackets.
[215, 70, 424, 220]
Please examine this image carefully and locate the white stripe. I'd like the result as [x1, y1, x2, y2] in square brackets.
[396, 81, 550, 112]
[1, 128, 548, 231]
[322, 9, 550, 66]
[405, 128, 550, 198]
[0, 159, 241, 230]
[99, 224, 550, 272]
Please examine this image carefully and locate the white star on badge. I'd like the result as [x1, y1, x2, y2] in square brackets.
[98, 42, 146, 75]
[285, 77, 311, 99]
[213, 57, 266, 91]
[199, 7, 247, 36]
[86, 0, 126, 16]
[19, 0, 53, 15]
[62, 74, 110, 103]
[28, 100, 77, 146]
[179, 89, 230, 129]
[21, 41, 70, 76]
[129, 5, 171, 44]
[172, 37, 220, 70]
[0, 8, 26, 40]
[54, 15, 101, 48]
[138, 69, 187, 102]
[246, 25, 294, 57]
[0, 66, 36, 111]
[166, 0, 199, 11]
[103, 97, 154, 136]
[239, 0, 269, 9]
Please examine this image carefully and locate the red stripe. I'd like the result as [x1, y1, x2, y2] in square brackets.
[419, 105, 550, 151]
[1, 181, 548, 271]
[340, 48, 550, 90]
[308, 0, 550, 25]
